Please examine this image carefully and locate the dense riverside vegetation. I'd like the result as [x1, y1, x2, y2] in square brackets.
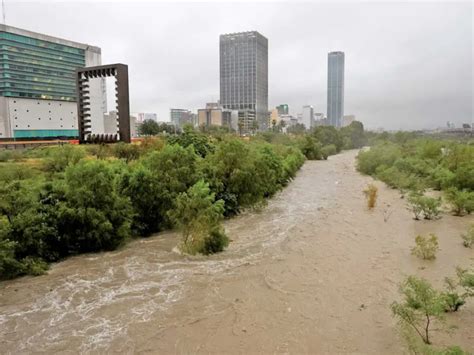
[357, 134, 474, 215]
[0, 122, 367, 280]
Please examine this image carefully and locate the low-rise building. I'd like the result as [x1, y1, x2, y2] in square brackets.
[170, 108, 194, 128]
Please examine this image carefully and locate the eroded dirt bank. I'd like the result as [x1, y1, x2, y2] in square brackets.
[1, 150, 473, 354]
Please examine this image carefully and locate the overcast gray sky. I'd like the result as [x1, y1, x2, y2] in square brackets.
[4, 1, 473, 130]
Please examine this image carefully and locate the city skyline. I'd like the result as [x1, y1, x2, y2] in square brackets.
[3, 1, 472, 130]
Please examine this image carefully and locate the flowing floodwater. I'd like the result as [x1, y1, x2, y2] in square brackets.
[1, 150, 473, 354]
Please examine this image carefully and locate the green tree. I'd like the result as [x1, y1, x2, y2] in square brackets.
[168, 180, 227, 255]
[120, 144, 201, 235]
[391, 276, 445, 345]
[312, 126, 344, 152]
[139, 119, 161, 135]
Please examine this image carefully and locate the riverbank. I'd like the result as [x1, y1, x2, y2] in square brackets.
[1, 150, 473, 353]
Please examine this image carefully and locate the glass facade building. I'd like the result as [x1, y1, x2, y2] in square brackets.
[220, 31, 268, 132]
[0, 31, 85, 101]
[327, 51, 345, 127]
[0, 25, 105, 139]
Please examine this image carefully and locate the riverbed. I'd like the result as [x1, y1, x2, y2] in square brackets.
[1, 150, 473, 353]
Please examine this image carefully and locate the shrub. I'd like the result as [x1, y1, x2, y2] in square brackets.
[363, 183, 378, 209]
[167, 125, 214, 158]
[56, 160, 133, 254]
[321, 144, 337, 159]
[391, 276, 445, 344]
[85, 144, 111, 159]
[442, 277, 466, 312]
[202, 227, 229, 255]
[461, 224, 474, 248]
[441, 266, 474, 312]
[120, 144, 201, 235]
[168, 180, 225, 255]
[43, 145, 86, 172]
[444, 188, 474, 216]
[407, 193, 441, 220]
[356, 143, 402, 175]
[431, 166, 456, 191]
[411, 234, 439, 260]
[296, 135, 322, 160]
[112, 142, 141, 162]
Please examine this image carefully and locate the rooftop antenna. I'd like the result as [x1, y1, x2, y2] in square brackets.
[2, 0, 5, 25]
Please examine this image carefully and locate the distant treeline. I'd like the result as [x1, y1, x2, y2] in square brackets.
[0, 122, 367, 280]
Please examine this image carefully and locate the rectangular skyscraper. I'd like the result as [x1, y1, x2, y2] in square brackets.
[220, 31, 268, 133]
[327, 51, 345, 127]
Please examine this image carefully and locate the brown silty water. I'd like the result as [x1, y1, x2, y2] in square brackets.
[1, 150, 473, 353]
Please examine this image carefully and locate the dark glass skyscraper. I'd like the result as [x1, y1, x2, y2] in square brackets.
[327, 51, 345, 127]
[219, 31, 268, 132]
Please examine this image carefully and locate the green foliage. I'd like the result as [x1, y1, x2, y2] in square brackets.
[321, 144, 337, 159]
[461, 224, 474, 248]
[357, 143, 402, 176]
[84, 144, 111, 160]
[441, 266, 474, 312]
[43, 145, 86, 172]
[407, 193, 442, 220]
[340, 121, 367, 149]
[112, 142, 141, 162]
[139, 119, 175, 135]
[312, 126, 344, 152]
[0, 163, 39, 183]
[444, 188, 474, 216]
[167, 126, 214, 157]
[296, 135, 322, 160]
[0, 150, 24, 162]
[120, 144, 200, 235]
[411, 234, 439, 260]
[168, 180, 225, 255]
[356, 138, 474, 212]
[54, 160, 133, 254]
[0, 131, 312, 279]
[391, 276, 445, 345]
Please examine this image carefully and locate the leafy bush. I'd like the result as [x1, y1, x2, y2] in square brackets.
[120, 144, 201, 235]
[202, 227, 229, 255]
[112, 142, 141, 162]
[363, 183, 378, 209]
[321, 144, 337, 159]
[168, 180, 225, 255]
[407, 193, 442, 220]
[357, 143, 402, 175]
[43, 145, 86, 172]
[84, 144, 111, 159]
[444, 188, 474, 216]
[296, 135, 322, 160]
[461, 224, 474, 248]
[411, 234, 439, 260]
[391, 276, 445, 344]
[167, 125, 214, 158]
[441, 266, 474, 312]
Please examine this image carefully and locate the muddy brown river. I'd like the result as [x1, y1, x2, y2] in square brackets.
[1, 150, 473, 354]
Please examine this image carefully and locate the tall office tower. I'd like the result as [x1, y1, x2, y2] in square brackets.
[220, 31, 268, 133]
[327, 51, 345, 128]
[0, 25, 106, 138]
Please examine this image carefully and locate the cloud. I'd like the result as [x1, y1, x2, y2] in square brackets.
[5, 1, 473, 129]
